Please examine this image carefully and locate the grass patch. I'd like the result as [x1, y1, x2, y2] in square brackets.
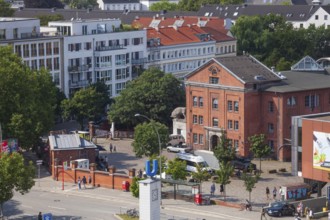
[117, 214, 139, 220]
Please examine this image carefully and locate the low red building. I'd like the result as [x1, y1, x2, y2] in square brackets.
[185, 55, 330, 161]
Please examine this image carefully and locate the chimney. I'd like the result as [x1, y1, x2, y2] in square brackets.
[89, 121, 95, 141]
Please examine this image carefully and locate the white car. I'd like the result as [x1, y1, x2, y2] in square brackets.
[166, 144, 192, 153]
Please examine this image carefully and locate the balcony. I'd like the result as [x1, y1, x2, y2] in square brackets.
[69, 80, 91, 89]
[132, 58, 147, 65]
[95, 45, 124, 52]
[68, 64, 91, 72]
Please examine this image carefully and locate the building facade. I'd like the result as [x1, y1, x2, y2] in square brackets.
[185, 55, 330, 161]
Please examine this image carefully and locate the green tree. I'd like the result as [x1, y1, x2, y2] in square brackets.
[248, 134, 271, 172]
[130, 176, 142, 198]
[132, 121, 169, 157]
[37, 14, 64, 26]
[213, 130, 235, 165]
[0, 0, 14, 17]
[215, 161, 233, 201]
[0, 152, 35, 218]
[241, 171, 260, 202]
[62, 0, 98, 9]
[108, 68, 185, 127]
[191, 165, 211, 194]
[24, 0, 64, 8]
[177, 0, 201, 11]
[166, 158, 187, 180]
[150, 0, 178, 11]
[0, 46, 57, 150]
[61, 83, 109, 129]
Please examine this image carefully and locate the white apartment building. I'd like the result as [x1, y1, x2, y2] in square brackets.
[0, 18, 63, 88]
[147, 26, 216, 78]
[48, 18, 147, 97]
[97, 0, 141, 11]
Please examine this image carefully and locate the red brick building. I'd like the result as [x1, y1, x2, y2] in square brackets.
[185, 55, 330, 161]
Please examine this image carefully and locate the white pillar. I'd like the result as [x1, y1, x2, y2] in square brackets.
[139, 178, 161, 220]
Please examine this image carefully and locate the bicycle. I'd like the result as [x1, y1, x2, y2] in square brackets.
[126, 208, 139, 218]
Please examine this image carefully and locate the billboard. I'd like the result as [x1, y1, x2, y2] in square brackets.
[313, 131, 330, 170]
[1, 138, 18, 154]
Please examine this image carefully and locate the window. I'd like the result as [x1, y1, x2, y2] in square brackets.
[234, 101, 239, 112]
[212, 98, 218, 109]
[31, 44, 37, 57]
[53, 42, 59, 55]
[193, 96, 198, 106]
[234, 121, 239, 130]
[82, 25, 87, 35]
[39, 59, 45, 68]
[38, 43, 44, 56]
[46, 58, 52, 70]
[193, 133, 198, 144]
[198, 116, 203, 125]
[315, 15, 319, 20]
[268, 140, 274, 151]
[53, 57, 59, 70]
[325, 15, 328, 20]
[268, 101, 274, 112]
[193, 115, 198, 124]
[115, 82, 126, 94]
[46, 42, 52, 55]
[15, 45, 21, 57]
[209, 77, 219, 84]
[287, 96, 296, 106]
[268, 123, 274, 133]
[116, 68, 129, 80]
[199, 134, 204, 144]
[234, 140, 239, 152]
[228, 139, 233, 148]
[199, 97, 204, 107]
[31, 60, 37, 70]
[227, 101, 233, 111]
[96, 70, 112, 82]
[305, 94, 319, 108]
[115, 54, 126, 66]
[132, 37, 143, 45]
[212, 118, 219, 127]
[13, 28, 18, 39]
[23, 44, 29, 57]
[0, 29, 6, 39]
[227, 120, 233, 130]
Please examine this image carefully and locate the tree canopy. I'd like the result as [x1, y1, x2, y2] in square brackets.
[150, 0, 178, 11]
[177, 0, 243, 11]
[61, 82, 110, 129]
[231, 14, 330, 70]
[62, 0, 98, 9]
[0, 0, 14, 17]
[213, 130, 236, 165]
[166, 158, 187, 180]
[215, 161, 233, 201]
[37, 14, 64, 26]
[248, 134, 271, 172]
[108, 68, 185, 127]
[0, 152, 35, 217]
[132, 121, 168, 157]
[0, 46, 57, 150]
[24, 0, 64, 8]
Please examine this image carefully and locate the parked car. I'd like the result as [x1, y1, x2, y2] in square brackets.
[167, 134, 185, 146]
[265, 202, 296, 217]
[231, 157, 256, 171]
[166, 144, 192, 153]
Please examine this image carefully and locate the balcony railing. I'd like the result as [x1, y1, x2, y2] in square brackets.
[132, 58, 147, 65]
[95, 45, 124, 51]
[68, 64, 91, 72]
[69, 80, 91, 88]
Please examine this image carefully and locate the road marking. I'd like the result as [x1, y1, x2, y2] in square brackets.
[48, 205, 66, 210]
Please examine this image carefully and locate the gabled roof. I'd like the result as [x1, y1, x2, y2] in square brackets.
[147, 25, 213, 46]
[49, 134, 97, 150]
[185, 55, 281, 83]
[197, 4, 319, 21]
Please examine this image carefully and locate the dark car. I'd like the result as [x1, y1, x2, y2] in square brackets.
[265, 202, 296, 217]
[231, 157, 256, 171]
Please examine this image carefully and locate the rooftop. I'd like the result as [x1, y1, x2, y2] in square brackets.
[49, 134, 97, 150]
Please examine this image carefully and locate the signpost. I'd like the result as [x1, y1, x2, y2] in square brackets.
[327, 185, 330, 201]
[36, 160, 43, 187]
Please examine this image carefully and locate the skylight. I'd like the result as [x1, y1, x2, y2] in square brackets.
[291, 56, 324, 71]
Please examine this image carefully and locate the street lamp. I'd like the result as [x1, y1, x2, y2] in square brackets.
[134, 114, 162, 186]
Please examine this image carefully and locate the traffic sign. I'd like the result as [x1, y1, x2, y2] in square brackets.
[36, 160, 43, 165]
[43, 213, 52, 220]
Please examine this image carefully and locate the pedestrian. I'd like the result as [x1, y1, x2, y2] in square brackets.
[38, 212, 42, 220]
[279, 186, 284, 201]
[297, 201, 303, 217]
[272, 187, 277, 200]
[260, 207, 268, 220]
[210, 183, 215, 196]
[88, 175, 92, 185]
[109, 143, 113, 153]
[308, 208, 313, 219]
[138, 169, 143, 179]
[220, 184, 224, 196]
[77, 176, 81, 190]
[82, 176, 87, 189]
[113, 145, 117, 152]
[266, 187, 270, 200]
[305, 207, 310, 220]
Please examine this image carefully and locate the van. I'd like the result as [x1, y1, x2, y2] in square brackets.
[177, 153, 213, 173]
[167, 134, 185, 146]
